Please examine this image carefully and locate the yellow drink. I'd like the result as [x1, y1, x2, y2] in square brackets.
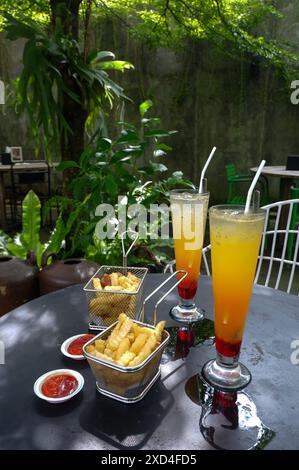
[170, 190, 209, 322]
[210, 207, 265, 357]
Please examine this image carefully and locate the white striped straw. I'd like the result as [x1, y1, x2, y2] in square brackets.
[198, 146, 217, 193]
[244, 160, 266, 214]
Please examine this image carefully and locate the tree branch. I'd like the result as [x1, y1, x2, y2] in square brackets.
[83, 0, 92, 62]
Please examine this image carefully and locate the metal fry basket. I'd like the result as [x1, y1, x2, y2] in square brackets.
[84, 231, 148, 329]
[84, 265, 148, 330]
[83, 270, 188, 403]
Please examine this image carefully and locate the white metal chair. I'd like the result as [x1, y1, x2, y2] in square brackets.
[166, 199, 299, 296]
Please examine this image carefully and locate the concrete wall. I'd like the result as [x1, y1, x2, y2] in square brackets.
[1, 1, 299, 203]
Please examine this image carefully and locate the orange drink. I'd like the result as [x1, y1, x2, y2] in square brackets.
[170, 189, 209, 323]
[203, 205, 265, 391]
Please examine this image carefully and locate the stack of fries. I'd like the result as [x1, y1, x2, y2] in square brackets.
[89, 272, 141, 322]
[86, 313, 166, 367]
[92, 272, 140, 292]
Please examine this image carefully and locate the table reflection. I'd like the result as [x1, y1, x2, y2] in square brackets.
[185, 374, 275, 450]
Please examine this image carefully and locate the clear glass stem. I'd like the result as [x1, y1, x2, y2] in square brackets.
[179, 296, 196, 309]
[170, 294, 204, 324]
[216, 350, 240, 368]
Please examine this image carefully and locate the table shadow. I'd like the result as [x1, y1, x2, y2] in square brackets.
[185, 374, 275, 450]
[33, 392, 84, 419]
[79, 381, 174, 450]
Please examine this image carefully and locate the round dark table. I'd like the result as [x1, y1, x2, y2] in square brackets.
[0, 275, 298, 450]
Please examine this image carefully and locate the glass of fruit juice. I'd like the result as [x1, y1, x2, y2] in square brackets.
[202, 205, 265, 391]
[170, 187, 209, 323]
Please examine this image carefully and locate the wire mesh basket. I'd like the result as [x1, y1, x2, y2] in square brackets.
[83, 270, 188, 403]
[84, 265, 148, 330]
[83, 319, 168, 403]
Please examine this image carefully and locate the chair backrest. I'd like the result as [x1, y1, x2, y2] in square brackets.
[225, 164, 236, 181]
[291, 186, 299, 198]
[255, 199, 299, 295]
[202, 199, 299, 296]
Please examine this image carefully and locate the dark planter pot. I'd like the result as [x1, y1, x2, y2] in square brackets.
[0, 255, 39, 316]
[39, 254, 99, 295]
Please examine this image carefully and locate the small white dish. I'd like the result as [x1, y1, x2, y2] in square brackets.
[33, 369, 84, 404]
[61, 334, 92, 360]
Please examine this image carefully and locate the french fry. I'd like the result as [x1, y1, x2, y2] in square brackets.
[154, 321, 166, 344]
[116, 351, 136, 367]
[86, 313, 166, 369]
[127, 332, 135, 343]
[95, 339, 106, 353]
[129, 334, 157, 366]
[110, 272, 119, 286]
[130, 333, 147, 355]
[86, 344, 96, 354]
[115, 337, 131, 360]
[132, 323, 142, 337]
[104, 285, 122, 291]
[92, 272, 140, 295]
[103, 348, 114, 358]
[127, 272, 139, 283]
[106, 314, 133, 351]
[92, 278, 102, 290]
[94, 351, 115, 363]
[139, 326, 155, 338]
[89, 298, 113, 317]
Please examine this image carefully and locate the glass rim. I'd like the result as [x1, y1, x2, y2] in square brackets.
[209, 204, 265, 215]
[170, 188, 210, 197]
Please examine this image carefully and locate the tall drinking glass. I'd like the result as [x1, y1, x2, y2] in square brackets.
[202, 205, 265, 391]
[170, 188, 209, 323]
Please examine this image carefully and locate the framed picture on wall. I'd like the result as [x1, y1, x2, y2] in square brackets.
[10, 147, 23, 163]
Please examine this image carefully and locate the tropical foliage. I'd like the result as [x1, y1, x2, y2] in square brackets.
[1, 0, 298, 268]
[2, 0, 298, 169]
[1, 1, 298, 77]
[45, 100, 193, 266]
[3, 12, 133, 167]
[0, 102, 193, 268]
[0, 190, 65, 267]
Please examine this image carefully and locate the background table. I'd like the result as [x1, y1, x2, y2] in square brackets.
[250, 165, 299, 201]
[251, 165, 299, 241]
[0, 162, 57, 230]
[0, 275, 298, 450]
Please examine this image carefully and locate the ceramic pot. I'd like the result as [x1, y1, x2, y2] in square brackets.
[39, 253, 99, 295]
[0, 254, 39, 316]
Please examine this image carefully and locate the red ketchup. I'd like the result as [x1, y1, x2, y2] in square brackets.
[41, 374, 78, 398]
[67, 334, 94, 356]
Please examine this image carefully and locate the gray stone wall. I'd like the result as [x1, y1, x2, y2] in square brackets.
[1, 1, 299, 203]
[0, 35, 32, 156]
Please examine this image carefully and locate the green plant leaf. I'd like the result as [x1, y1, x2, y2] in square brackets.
[172, 171, 184, 178]
[19, 190, 42, 253]
[0, 230, 13, 255]
[153, 149, 167, 158]
[46, 214, 66, 254]
[97, 137, 112, 151]
[139, 99, 153, 117]
[156, 143, 173, 151]
[144, 129, 177, 138]
[115, 121, 136, 131]
[104, 174, 118, 195]
[150, 162, 168, 172]
[6, 242, 27, 258]
[98, 61, 134, 71]
[56, 160, 80, 172]
[93, 51, 116, 62]
[141, 117, 160, 125]
[117, 131, 140, 144]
